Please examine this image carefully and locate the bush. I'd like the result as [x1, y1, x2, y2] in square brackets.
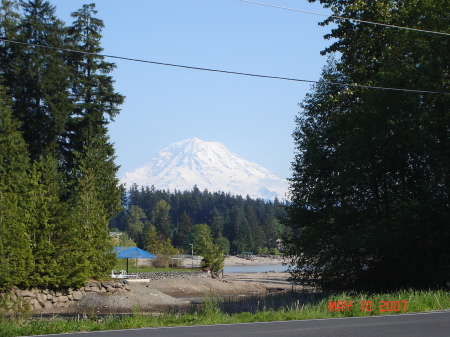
[151, 255, 180, 269]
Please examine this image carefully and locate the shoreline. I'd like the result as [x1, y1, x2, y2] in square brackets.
[36, 256, 293, 315]
[39, 270, 296, 315]
[180, 255, 287, 268]
[70, 271, 296, 315]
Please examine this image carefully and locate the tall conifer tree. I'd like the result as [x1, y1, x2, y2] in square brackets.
[66, 4, 124, 214]
[287, 0, 450, 290]
[27, 155, 69, 288]
[65, 4, 124, 278]
[0, 84, 32, 289]
[6, 0, 72, 159]
[0, 1, 20, 79]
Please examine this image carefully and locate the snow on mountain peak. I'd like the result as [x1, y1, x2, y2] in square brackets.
[120, 138, 288, 200]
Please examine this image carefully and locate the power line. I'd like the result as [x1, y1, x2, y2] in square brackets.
[0, 37, 448, 95]
[239, 0, 450, 37]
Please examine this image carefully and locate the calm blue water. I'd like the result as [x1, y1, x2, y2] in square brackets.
[223, 264, 289, 273]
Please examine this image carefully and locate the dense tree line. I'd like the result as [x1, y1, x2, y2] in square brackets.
[110, 185, 287, 256]
[286, 0, 450, 291]
[0, 0, 123, 290]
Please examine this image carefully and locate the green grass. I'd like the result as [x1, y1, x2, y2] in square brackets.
[1, 289, 449, 337]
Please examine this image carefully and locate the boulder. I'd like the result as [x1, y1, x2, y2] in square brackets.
[57, 295, 69, 303]
[42, 301, 53, 310]
[72, 291, 83, 301]
[20, 290, 37, 298]
[36, 293, 47, 303]
[105, 285, 116, 292]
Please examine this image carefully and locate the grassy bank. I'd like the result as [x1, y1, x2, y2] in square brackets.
[1, 289, 449, 337]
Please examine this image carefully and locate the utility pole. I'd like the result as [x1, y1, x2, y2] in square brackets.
[189, 243, 194, 268]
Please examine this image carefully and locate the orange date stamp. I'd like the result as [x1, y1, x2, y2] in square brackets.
[328, 300, 408, 312]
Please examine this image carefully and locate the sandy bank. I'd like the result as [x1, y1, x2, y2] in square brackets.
[179, 255, 286, 268]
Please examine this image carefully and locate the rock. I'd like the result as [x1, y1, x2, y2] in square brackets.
[43, 301, 53, 310]
[57, 295, 69, 303]
[61, 301, 72, 308]
[33, 302, 42, 311]
[72, 291, 83, 301]
[36, 293, 47, 303]
[105, 285, 116, 292]
[20, 290, 37, 298]
[27, 298, 40, 310]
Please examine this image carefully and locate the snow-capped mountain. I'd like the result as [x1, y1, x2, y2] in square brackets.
[120, 138, 288, 200]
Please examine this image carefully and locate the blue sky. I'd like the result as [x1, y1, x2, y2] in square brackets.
[55, 0, 333, 181]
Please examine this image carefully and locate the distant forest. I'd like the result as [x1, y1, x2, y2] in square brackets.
[110, 184, 288, 256]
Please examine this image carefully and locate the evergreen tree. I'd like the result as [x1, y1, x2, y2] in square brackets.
[0, 1, 20, 79]
[116, 232, 136, 247]
[173, 211, 192, 249]
[66, 143, 116, 281]
[208, 207, 224, 239]
[191, 224, 224, 273]
[26, 156, 68, 288]
[0, 1, 125, 288]
[229, 205, 253, 254]
[152, 199, 172, 240]
[6, 0, 72, 159]
[0, 84, 32, 289]
[142, 223, 178, 259]
[61, 4, 124, 281]
[125, 205, 147, 246]
[65, 3, 124, 213]
[215, 236, 230, 255]
[143, 224, 163, 254]
[287, 1, 450, 290]
[245, 205, 264, 252]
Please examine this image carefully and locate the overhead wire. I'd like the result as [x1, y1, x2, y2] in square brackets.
[238, 0, 450, 37]
[0, 38, 448, 95]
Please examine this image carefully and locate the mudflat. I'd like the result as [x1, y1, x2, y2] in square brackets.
[41, 256, 295, 314]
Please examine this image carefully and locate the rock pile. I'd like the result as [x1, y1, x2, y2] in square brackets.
[5, 280, 131, 312]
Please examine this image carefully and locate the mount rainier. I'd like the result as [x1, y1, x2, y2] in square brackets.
[120, 138, 288, 200]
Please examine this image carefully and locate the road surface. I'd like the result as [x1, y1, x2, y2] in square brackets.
[34, 310, 450, 337]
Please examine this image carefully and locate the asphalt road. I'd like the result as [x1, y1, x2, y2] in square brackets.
[35, 311, 450, 337]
